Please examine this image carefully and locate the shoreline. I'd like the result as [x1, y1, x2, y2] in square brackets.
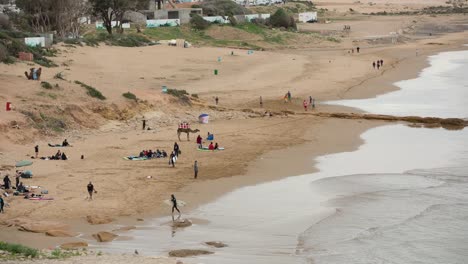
[1, 28, 468, 252]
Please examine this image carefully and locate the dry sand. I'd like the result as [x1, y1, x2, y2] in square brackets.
[0, 3, 467, 260]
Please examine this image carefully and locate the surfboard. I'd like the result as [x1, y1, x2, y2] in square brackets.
[16, 160, 33, 167]
[197, 147, 225, 152]
[123, 156, 148, 161]
[163, 199, 187, 207]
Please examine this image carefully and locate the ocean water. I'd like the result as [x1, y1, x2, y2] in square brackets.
[326, 49, 468, 118]
[98, 48, 468, 264]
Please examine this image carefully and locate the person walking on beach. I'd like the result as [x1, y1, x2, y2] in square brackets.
[287, 91, 291, 101]
[196, 135, 203, 149]
[312, 98, 316, 109]
[87, 181, 96, 200]
[15, 171, 20, 189]
[171, 194, 181, 220]
[193, 160, 199, 179]
[173, 142, 180, 157]
[34, 145, 39, 158]
[169, 152, 175, 167]
[215, 96, 219, 105]
[303, 100, 308, 111]
[309, 96, 313, 105]
[142, 117, 146, 130]
[372, 61, 376, 69]
[3, 175, 11, 190]
[260, 96, 263, 107]
[357, 47, 360, 53]
[377, 61, 380, 70]
[380, 59, 384, 66]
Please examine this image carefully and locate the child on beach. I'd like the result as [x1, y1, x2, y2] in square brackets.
[303, 100, 308, 111]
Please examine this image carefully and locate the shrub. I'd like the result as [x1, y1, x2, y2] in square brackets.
[34, 57, 58, 67]
[122, 92, 137, 101]
[74, 81, 106, 100]
[54, 71, 65, 80]
[41, 81, 53, 89]
[201, 0, 250, 16]
[0, 43, 7, 62]
[106, 34, 151, 47]
[269, 8, 296, 29]
[228, 15, 237, 26]
[63, 38, 83, 46]
[167, 88, 191, 104]
[0, 14, 10, 30]
[0, 242, 39, 258]
[251, 18, 266, 25]
[190, 14, 210, 30]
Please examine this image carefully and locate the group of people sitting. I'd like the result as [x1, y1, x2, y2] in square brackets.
[139, 149, 168, 159]
[208, 142, 220, 150]
[197, 133, 221, 150]
[42, 150, 68, 160]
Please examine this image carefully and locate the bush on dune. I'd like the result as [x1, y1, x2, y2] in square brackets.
[268, 8, 297, 30]
[0, 241, 39, 258]
[190, 14, 210, 30]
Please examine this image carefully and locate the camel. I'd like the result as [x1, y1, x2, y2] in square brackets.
[177, 128, 200, 141]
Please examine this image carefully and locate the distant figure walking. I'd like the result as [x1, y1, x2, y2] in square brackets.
[3, 175, 11, 190]
[303, 100, 308, 111]
[380, 59, 384, 66]
[215, 96, 219, 105]
[357, 47, 360, 53]
[87, 181, 96, 200]
[377, 61, 380, 70]
[287, 91, 291, 101]
[173, 142, 180, 157]
[15, 171, 20, 189]
[312, 98, 316, 109]
[171, 194, 181, 219]
[142, 117, 146, 130]
[193, 160, 199, 179]
[196, 135, 203, 149]
[309, 96, 313, 105]
[372, 61, 376, 69]
[169, 152, 175, 167]
[260, 96, 263, 107]
[34, 145, 39, 158]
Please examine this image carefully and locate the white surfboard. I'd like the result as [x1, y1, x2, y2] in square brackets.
[163, 199, 187, 207]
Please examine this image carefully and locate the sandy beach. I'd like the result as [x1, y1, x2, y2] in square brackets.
[1, 0, 468, 262]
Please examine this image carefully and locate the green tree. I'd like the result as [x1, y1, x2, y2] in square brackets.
[14, 0, 88, 37]
[269, 8, 296, 29]
[89, 0, 137, 35]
